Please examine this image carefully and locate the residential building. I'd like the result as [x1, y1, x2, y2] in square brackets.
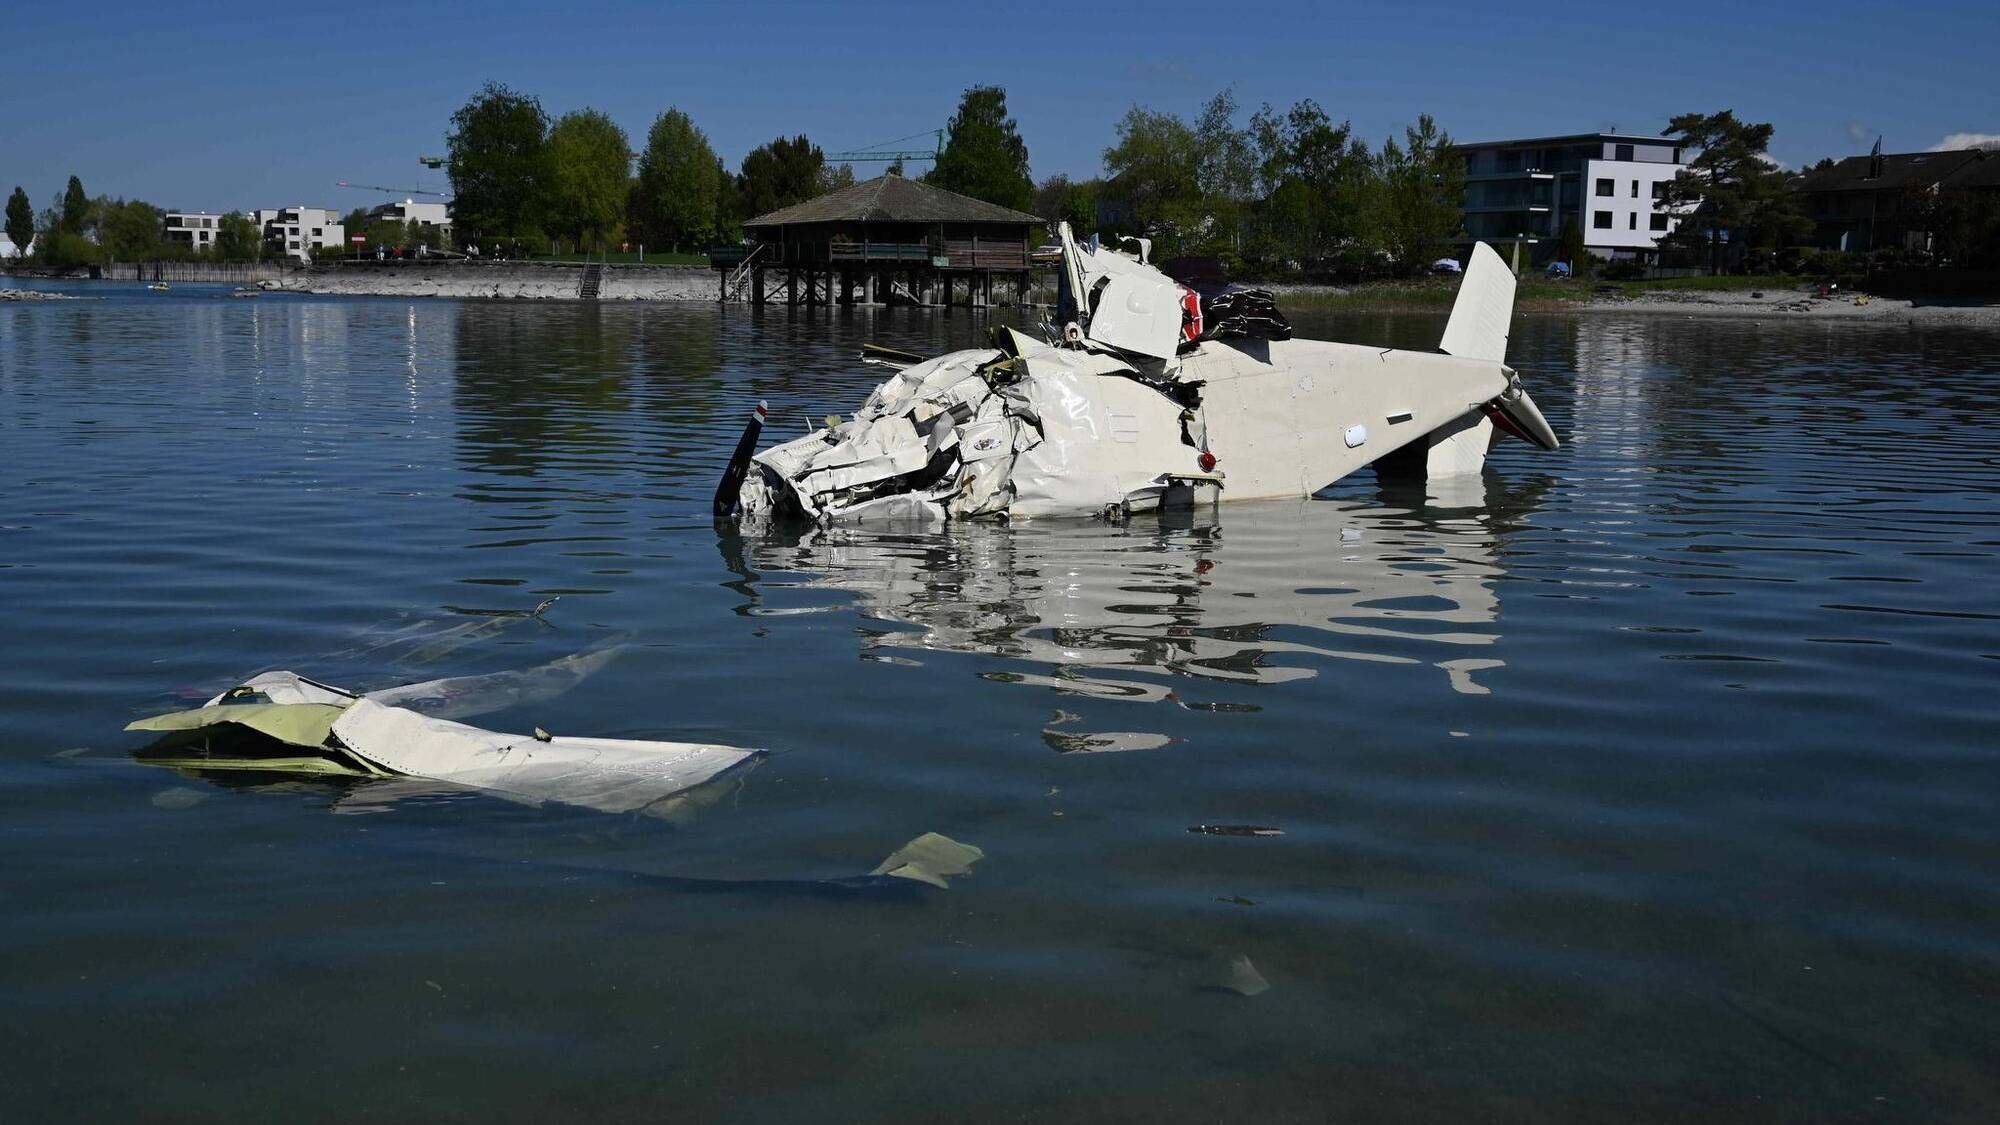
[1792, 147, 1996, 253]
[1, 234, 31, 259]
[1456, 132, 1690, 262]
[163, 211, 225, 252]
[366, 199, 452, 243]
[253, 206, 345, 260]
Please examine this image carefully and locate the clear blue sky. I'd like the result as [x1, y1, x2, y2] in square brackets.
[6, 0, 1996, 212]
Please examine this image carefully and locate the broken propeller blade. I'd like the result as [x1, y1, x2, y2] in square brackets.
[712, 400, 769, 518]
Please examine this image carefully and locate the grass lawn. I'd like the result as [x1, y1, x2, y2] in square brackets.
[1272, 273, 1803, 311]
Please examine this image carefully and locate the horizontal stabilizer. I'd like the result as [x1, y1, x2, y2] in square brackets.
[1440, 242, 1515, 364]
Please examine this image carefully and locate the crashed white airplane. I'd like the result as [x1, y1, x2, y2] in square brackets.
[716, 224, 1558, 525]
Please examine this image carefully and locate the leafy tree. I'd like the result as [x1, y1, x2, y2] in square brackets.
[737, 135, 825, 220]
[1655, 110, 1811, 273]
[629, 108, 725, 252]
[36, 231, 99, 268]
[1372, 114, 1464, 275]
[1248, 99, 1373, 274]
[710, 156, 739, 243]
[61, 175, 89, 234]
[1103, 91, 1255, 261]
[1555, 219, 1587, 272]
[98, 198, 163, 260]
[1103, 106, 1199, 242]
[819, 162, 857, 194]
[4, 186, 32, 255]
[1033, 174, 1101, 233]
[925, 85, 1033, 210]
[447, 82, 551, 243]
[546, 108, 631, 252]
[215, 212, 263, 261]
[1930, 188, 2000, 268]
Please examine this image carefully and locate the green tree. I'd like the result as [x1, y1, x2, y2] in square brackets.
[1372, 114, 1464, 275]
[546, 108, 631, 253]
[61, 175, 89, 234]
[925, 85, 1033, 210]
[1555, 219, 1587, 272]
[737, 135, 824, 220]
[215, 212, 263, 261]
[98, 198, 163, 260]
[1033, 174, 1101, 233]
[4, 186, 32, 255]
[1655, 110, 1811, 273]
[629, 108, 724, 252]
[1248, 99, 1373, 274]
[1103, 106, 1199, 241]
[1102, 91, 1253, 261]
[710, 156, 739, 243]
[447, 82, 551, 244]
[819, 162, 857, 194]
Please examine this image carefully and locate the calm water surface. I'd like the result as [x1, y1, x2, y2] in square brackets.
[2, 282, 1996, 1121]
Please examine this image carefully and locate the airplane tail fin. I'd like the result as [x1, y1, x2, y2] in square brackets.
[1439, 242, 1516, 363]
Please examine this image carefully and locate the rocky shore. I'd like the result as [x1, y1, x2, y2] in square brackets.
[267, 263, 717, 302]
[1574, 287, 2000, 325]
[0, 288, 94, 301]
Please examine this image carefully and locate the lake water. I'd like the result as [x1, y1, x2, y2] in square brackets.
[2, 282, 1996, 1122]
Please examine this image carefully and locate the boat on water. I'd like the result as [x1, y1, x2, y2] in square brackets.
[146, 281, 170, 292]
[717, 224, 1558, 525]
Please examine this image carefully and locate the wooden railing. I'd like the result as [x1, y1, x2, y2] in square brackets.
[750, 237, 1030, 269]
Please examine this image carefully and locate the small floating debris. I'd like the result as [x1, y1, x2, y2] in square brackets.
[870, 832, 985, 889]
[1188, 824, 1284, 837]
[150, 786, 209, 810]
[1200, 952, 1270, 997]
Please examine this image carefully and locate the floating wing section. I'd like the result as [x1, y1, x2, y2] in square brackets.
[1439, 242, 1516, 364]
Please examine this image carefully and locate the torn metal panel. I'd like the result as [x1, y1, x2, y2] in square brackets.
[330, 699, 755, 816]
[127, 702, 348, 749]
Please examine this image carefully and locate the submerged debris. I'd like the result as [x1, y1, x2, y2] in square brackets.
[1200, 952, 1271, 997]
[870, 832, 986, 889]
[1188, 824, 1284, 838]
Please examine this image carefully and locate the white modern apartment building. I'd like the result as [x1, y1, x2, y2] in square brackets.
[163, 211, 226, 252]
[366, 199, 452, 241]
[252, 206, 345, 260]
[1457, 132, 1691, 263]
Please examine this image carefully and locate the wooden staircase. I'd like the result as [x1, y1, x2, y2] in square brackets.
[577, 263, 604, 300]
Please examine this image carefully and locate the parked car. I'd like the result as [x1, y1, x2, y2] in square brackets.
[1545, 261, 1572, 279]
[1430, 257, 1463, 274]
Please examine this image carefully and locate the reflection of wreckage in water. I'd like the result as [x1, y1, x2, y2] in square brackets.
[717, 226, 1558, 525]
[720, 481, 1549, 714]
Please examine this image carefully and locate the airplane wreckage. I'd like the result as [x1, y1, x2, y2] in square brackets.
[715, 224, 1559, 525]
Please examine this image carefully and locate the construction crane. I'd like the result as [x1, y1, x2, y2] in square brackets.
[827, 129, 944, 167]
[335, 180, 449, 198]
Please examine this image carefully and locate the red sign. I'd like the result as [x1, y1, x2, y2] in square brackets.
[350, 235, 367, 244]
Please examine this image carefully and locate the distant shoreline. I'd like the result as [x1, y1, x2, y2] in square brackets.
[9, 265, 1997, 325]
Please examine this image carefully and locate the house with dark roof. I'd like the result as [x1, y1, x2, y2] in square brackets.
[721, 173, 1045, 306]
[1793, 147, 1997, 252]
